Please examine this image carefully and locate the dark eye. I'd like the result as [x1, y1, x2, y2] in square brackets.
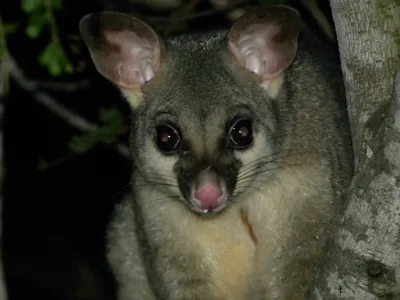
[228, 118, 253, 149]
[155, 124, 181, 153]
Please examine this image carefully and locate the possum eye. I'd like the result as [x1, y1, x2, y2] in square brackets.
[155, 124, 181, 153]
[228, 118, 253, 149]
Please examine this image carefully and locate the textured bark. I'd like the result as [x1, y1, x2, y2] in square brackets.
[330, 0, 400, 169]
[305, 1, 400, 299]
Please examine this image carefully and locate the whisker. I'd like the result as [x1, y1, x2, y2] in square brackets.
[240, 149, 317, 168]
[232, 185, 263, 198]
[138, 173, 177, 181]
[234, 164, 289, 196]
[237, 155, 290, 180]
[238, 151, 282, 169]
[267, 133, 288, 143]
[109, 181, 133, 199]
[237, 150, 319, 179]
[237, 150, 301, 173]
[233, 161, 326, 202]
[138, 176, 178, 185]
[145, 194, 182, 204]
[132, 167, 178, 184]
[239, 161, 322, 183]
[134, 181, 179, 188]
[237, 161, 279, 180]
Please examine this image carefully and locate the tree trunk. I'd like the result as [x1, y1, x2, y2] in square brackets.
[306, 1, 400, 299]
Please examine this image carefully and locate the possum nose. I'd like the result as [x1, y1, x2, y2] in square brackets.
[192, 169, 227, 211]
[194, 186, 223, 210]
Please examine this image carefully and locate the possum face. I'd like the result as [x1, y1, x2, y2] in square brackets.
[79, 6, 301, 215]
[135, 90, 277, 215]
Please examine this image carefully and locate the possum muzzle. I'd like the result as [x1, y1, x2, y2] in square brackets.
[190, 169, 228, 214]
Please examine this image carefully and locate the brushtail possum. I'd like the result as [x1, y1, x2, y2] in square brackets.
[79, 5, 353, 300]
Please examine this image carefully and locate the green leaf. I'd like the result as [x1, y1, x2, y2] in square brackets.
[30, 12, 48, 25]
[39, 42, 57, 65]
[67, 109, 126, 153]
[97, 126, 118, 144]
[68, 34, 81, 41]
[68, 134, 97, 153]
[53, 0, 63, 10]
[26, 23, 41, 39]
[76, 60, 87, 72]
[70, 44, 81, 54]
[99, 108, 123, 125]
[37, 159, 49, 171]
[21, 0, 44, 13]
[4, 23, 20, 34]
[26, 13, 48, 39]
[39, 42, 75, 76]
[48, 60, 62, 76]
[64, 61, 73, 73]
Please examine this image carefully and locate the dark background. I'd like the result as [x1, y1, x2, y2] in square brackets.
[1, 1, 335, 299]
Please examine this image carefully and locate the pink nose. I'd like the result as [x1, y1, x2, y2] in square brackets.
[194, 186, 223, 210]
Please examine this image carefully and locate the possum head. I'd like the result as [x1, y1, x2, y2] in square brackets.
[79, 5, 301, 216]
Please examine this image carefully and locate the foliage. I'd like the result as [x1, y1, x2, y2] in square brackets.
[68, 108, 127, 154]
[22, 0, 74, 76]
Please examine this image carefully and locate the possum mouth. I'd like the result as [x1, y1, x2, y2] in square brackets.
[189, 168, 229, 215]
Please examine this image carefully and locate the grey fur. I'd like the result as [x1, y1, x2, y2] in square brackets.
[83, 8, 354, 300]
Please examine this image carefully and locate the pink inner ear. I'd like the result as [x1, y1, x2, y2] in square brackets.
[92, 30, 158, 90]
[230, 24, 289, 81]
[228, 8, 300, 83]
[233, 28, 282, 79]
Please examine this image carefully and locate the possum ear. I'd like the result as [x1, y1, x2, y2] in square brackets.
[227, 5, 301, 97]
[79, 11, 162, 107]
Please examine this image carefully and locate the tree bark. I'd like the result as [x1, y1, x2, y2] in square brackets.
[305, 1, 400, 299]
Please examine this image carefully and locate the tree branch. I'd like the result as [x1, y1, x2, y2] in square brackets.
[35, 79, 89, 92]
[4, 56, 130, 159]
[299, 0, 334, 42]
[305, 1, 400, 298]
[330, 0, 400, 171]
[306, 64, 400, 300]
